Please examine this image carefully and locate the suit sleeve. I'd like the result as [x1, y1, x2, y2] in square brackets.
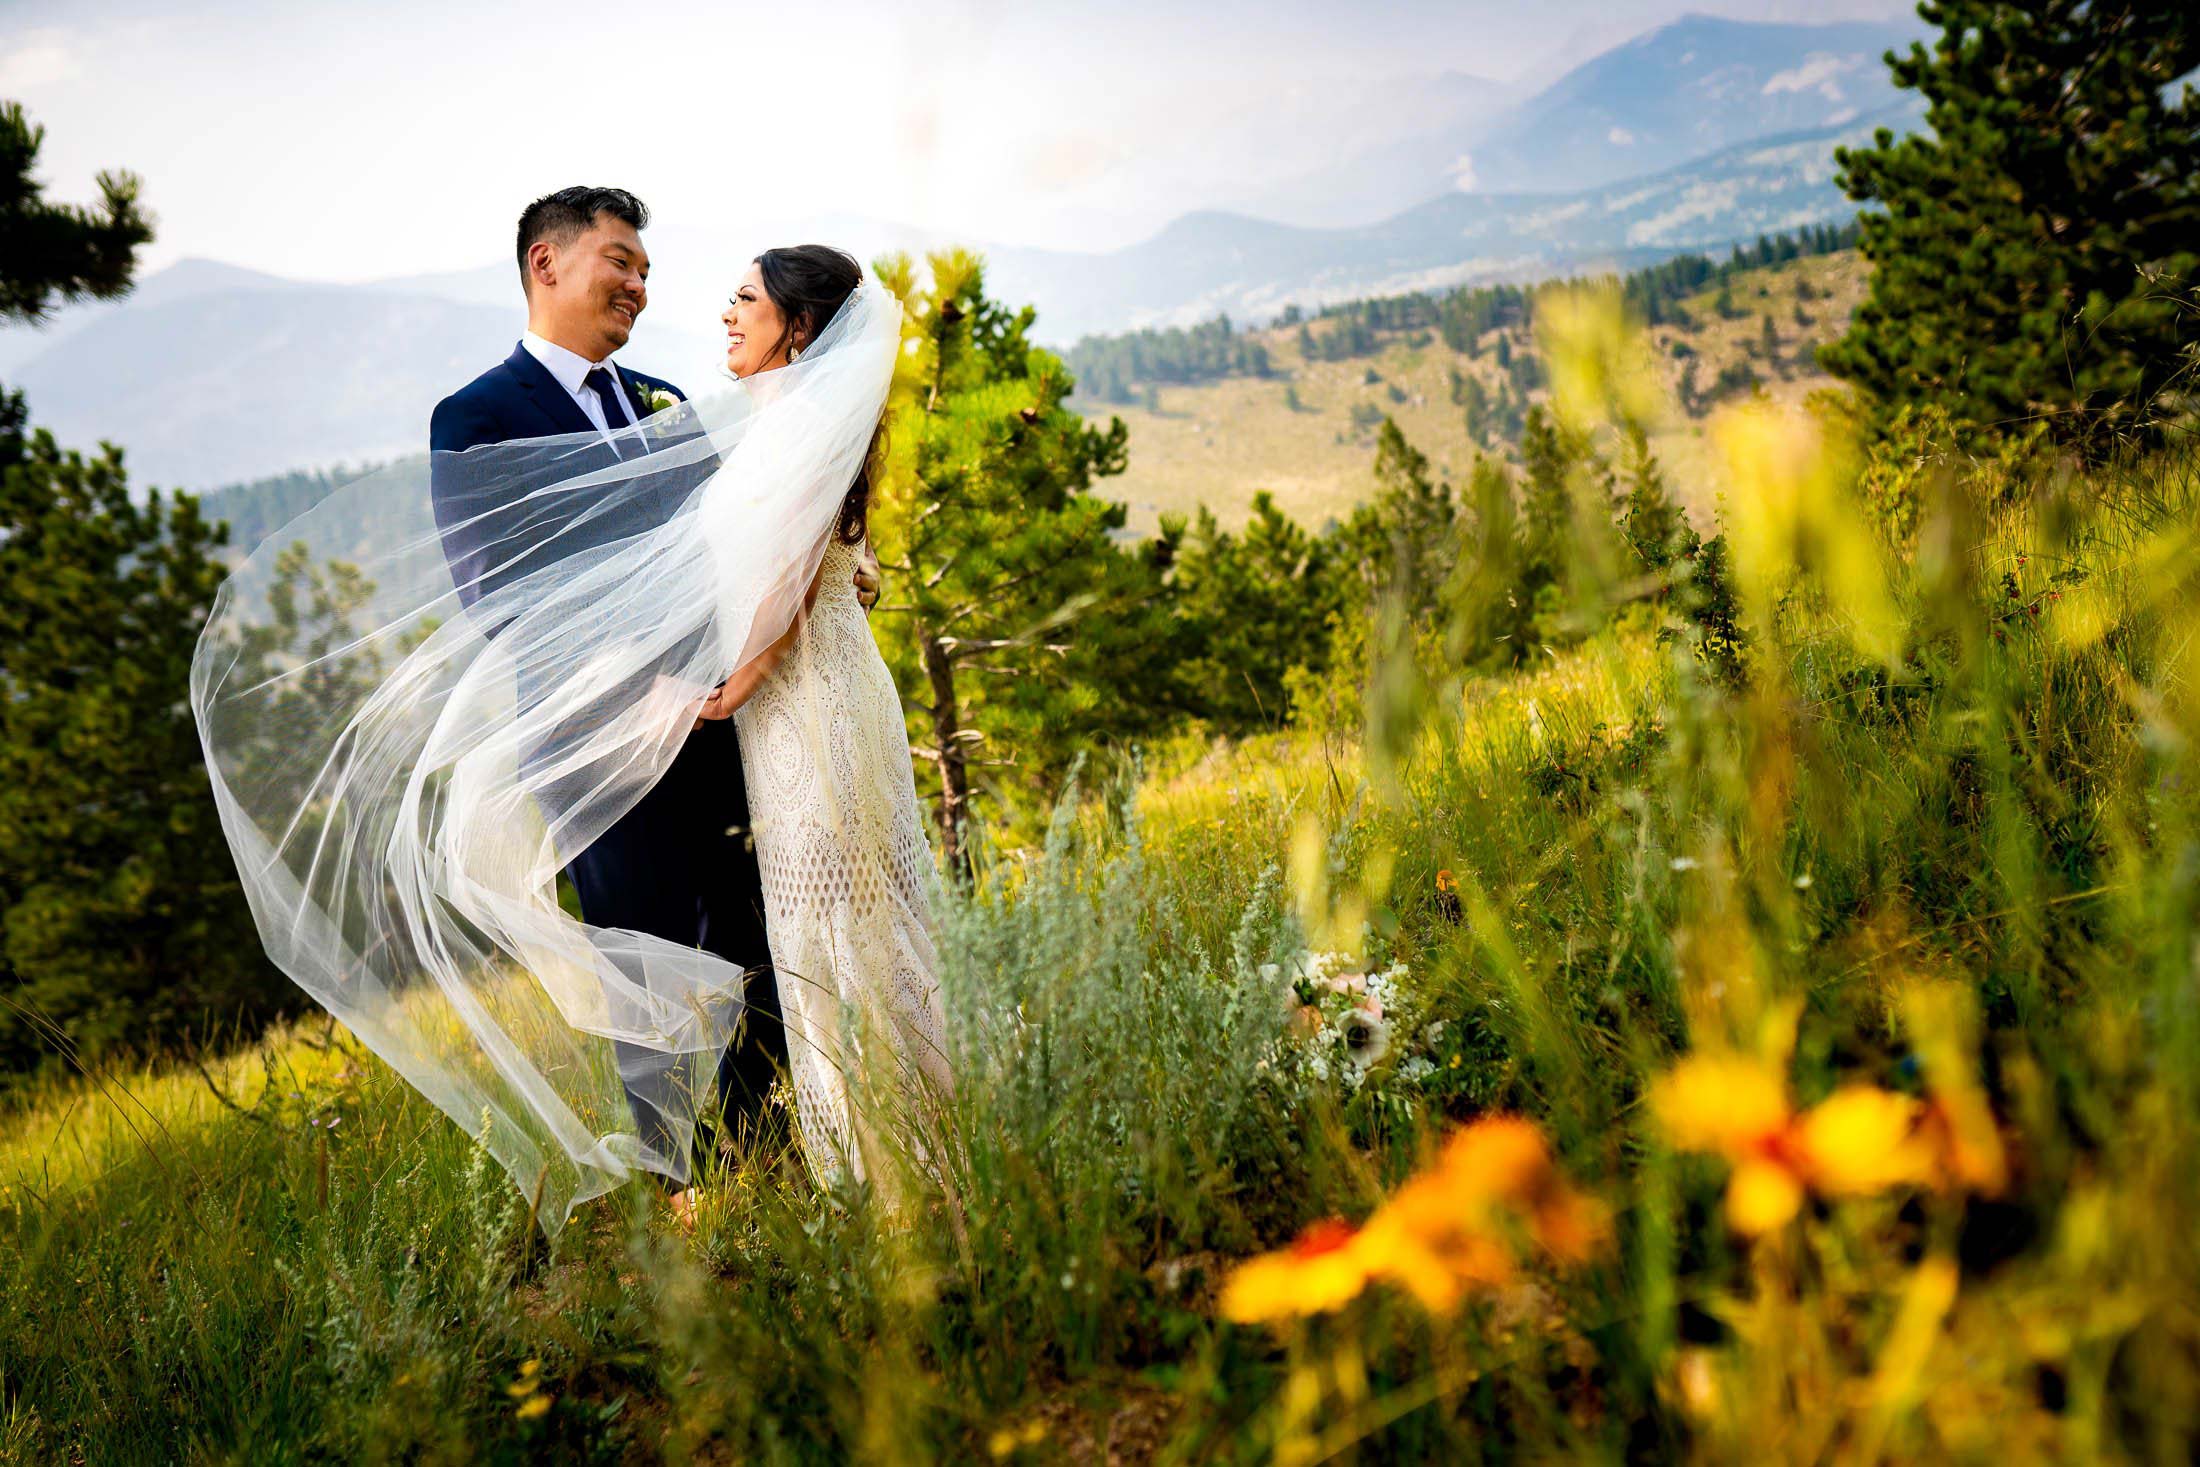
[430, 390, 507, 613]
[431, 391, 504, 455]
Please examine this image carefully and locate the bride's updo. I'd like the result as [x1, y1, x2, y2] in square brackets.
[755, 244, 876, 545]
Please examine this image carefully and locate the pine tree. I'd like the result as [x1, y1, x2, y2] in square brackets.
[1823, 1, 2200, 448]
[1460, 373, 1491, 445]
[0, 103, 150, 325]
[0, 102, 153, 470]
[869, 251, 1165, 872]
[0, 107, 267, 1076]
[1162, 493, 1341, 732]
[1619, 422, 1686, 571]
[0, 436, 280, 1073]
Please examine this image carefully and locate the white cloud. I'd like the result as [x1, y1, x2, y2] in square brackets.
[0, 27, 81, 91]
[1450, 151, 1479, 192]
[1762, 52, 1855, 101]
[1609, 126, 1636, 145]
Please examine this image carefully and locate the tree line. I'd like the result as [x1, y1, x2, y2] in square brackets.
[1063, 220, 1864, 398]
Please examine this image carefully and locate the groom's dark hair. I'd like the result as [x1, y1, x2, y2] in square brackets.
[515, 187, 650, 292]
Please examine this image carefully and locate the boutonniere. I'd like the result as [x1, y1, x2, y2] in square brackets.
[636, 383, 679, 416]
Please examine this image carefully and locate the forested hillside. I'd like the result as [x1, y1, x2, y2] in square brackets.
[1070, 224, 1866, 532]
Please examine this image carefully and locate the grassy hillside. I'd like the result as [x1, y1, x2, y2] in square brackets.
[10, 421, 2200, 1460]
[1082, 249, 1870, 535]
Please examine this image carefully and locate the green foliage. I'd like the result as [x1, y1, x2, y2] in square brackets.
[0, 434, 280, 1078]
[870, 251, 1167, 868]
[194, 460, 393, 558]
[0, 101, 151, 326]
[1161, 493, 1345, 733]
[1824, 0, 2200, 449]
[14, 427, 2200, 1461]
[1063, 314, 1272, 405]
[0, 101, 153, 479]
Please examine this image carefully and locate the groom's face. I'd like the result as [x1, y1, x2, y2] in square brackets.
[534, 212, 650, 361]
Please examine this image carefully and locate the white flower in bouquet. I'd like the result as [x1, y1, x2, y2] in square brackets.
[1338, 1006, 1393, 1080]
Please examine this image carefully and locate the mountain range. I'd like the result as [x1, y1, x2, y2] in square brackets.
[1, 14, 1924, 492]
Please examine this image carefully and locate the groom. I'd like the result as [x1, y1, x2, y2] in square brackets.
[427, 186, 875, 1197]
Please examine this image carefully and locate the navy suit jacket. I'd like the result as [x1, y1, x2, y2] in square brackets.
[429, 344, 777, 1105]
[429, 343, 697, 613]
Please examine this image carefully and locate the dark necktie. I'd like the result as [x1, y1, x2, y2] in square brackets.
[582, 367, 633, 459]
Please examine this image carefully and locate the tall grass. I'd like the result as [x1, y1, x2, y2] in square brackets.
[8, 420, 2200, 1460]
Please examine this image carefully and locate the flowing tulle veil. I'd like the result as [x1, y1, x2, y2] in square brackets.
[189, 274, 903, 1236]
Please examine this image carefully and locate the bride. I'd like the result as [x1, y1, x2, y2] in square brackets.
[191, 243, 950, 1236]
[700, 246, 951, 1203]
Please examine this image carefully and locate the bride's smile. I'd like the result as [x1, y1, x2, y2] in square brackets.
[721, 259, 803, 378]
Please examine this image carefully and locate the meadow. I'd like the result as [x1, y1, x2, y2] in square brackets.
[9, 323, 2200, 1460]
[1081, 251, 1869, 536]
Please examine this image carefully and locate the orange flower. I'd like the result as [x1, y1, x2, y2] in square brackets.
[1220, 1118, 1607, 1322]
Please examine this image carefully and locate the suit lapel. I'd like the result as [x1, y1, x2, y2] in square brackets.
[502, 343, 602, 440]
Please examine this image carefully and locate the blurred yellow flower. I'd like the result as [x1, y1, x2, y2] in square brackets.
[1220, 1217, 1376, 1323]
[1652, 1046, 1992, 1234]
[1649, 1053, 1791, 1157]
[987, 1419, 1048, 1457]
[1796, 1086, 1934, 1195]
[1221, 1118, 1607, 1322]
[515, 1394, 551, 1421]
[1725, 1158, 1807, 1234]
[1902, 983, 2010, 1195]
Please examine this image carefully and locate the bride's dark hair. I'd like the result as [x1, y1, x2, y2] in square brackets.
[755, 244, 880, 546]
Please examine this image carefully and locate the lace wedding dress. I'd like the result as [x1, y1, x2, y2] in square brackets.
[734, 535, 950, 1187]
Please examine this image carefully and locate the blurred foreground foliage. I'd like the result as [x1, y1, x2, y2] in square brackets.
[10, 266, 2200, 1460]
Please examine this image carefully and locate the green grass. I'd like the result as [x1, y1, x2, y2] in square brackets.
[8, 429, 2200, 1462]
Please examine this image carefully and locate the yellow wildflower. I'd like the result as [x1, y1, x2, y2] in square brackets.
[1795, 1086, 1935, 1196]
[1725, 1157, 1807, 1234]
[1650, 1053, 1792, 1158]
[1652, 1048, 1977, 1234]
[1219, 1218, 1376, 1323]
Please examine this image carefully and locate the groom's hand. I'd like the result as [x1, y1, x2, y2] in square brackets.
[853, 543, 881, 611]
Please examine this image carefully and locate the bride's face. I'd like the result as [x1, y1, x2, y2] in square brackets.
[721, 261, 798, 378]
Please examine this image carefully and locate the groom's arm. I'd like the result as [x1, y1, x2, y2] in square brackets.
[429, 392, 509, 612]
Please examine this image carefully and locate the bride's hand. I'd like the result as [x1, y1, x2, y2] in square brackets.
[693, 679, 736, 730]
[853, 544, 880, 611]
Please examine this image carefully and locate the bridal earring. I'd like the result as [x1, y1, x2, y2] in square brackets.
[788, 343, 802, 363]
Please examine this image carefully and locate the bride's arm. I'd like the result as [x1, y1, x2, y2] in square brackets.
[693, 554, 830, 723]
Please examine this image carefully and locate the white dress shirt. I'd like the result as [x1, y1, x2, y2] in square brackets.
[521, 330, 639, 445]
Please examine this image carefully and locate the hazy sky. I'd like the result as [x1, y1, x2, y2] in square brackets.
[4, 0, 1912, 282]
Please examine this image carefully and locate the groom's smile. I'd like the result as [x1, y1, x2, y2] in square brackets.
[521, 205, 652, 363]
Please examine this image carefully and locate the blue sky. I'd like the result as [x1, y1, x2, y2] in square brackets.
[2, 0, 1911, 281]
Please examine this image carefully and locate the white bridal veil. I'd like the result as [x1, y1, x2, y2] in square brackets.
[189, 275, 903, 1234]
